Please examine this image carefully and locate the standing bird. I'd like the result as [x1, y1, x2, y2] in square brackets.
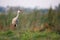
[11, 10, 23, 27]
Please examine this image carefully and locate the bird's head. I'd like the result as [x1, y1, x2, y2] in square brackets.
[17, 10, 23, 14]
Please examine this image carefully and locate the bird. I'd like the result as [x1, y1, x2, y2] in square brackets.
[11, 10, 23, 27]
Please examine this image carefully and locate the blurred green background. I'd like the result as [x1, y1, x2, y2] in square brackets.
[0, 4, 60, 40]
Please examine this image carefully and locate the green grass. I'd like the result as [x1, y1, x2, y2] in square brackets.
[0, 8, 60, 40]
[0, 30, 60, 40]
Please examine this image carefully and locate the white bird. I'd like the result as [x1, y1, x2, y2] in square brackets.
[11, 10, 22, 27]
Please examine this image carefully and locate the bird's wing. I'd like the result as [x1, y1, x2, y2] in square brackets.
[16, 19, 18, 24]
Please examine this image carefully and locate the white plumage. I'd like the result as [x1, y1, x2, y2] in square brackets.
[12, 10, 21, 27]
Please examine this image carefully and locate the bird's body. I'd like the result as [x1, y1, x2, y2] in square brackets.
[11, 10, 21, 27]
[12, 17, 18, 26]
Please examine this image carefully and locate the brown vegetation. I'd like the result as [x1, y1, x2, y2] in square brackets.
[0, 24, 3, 31]
[9, 24, 16, 30]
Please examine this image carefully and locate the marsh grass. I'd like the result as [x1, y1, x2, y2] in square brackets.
[0, 8, 60, 40]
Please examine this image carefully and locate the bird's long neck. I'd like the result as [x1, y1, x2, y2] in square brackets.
[15, 13, 19, 19]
